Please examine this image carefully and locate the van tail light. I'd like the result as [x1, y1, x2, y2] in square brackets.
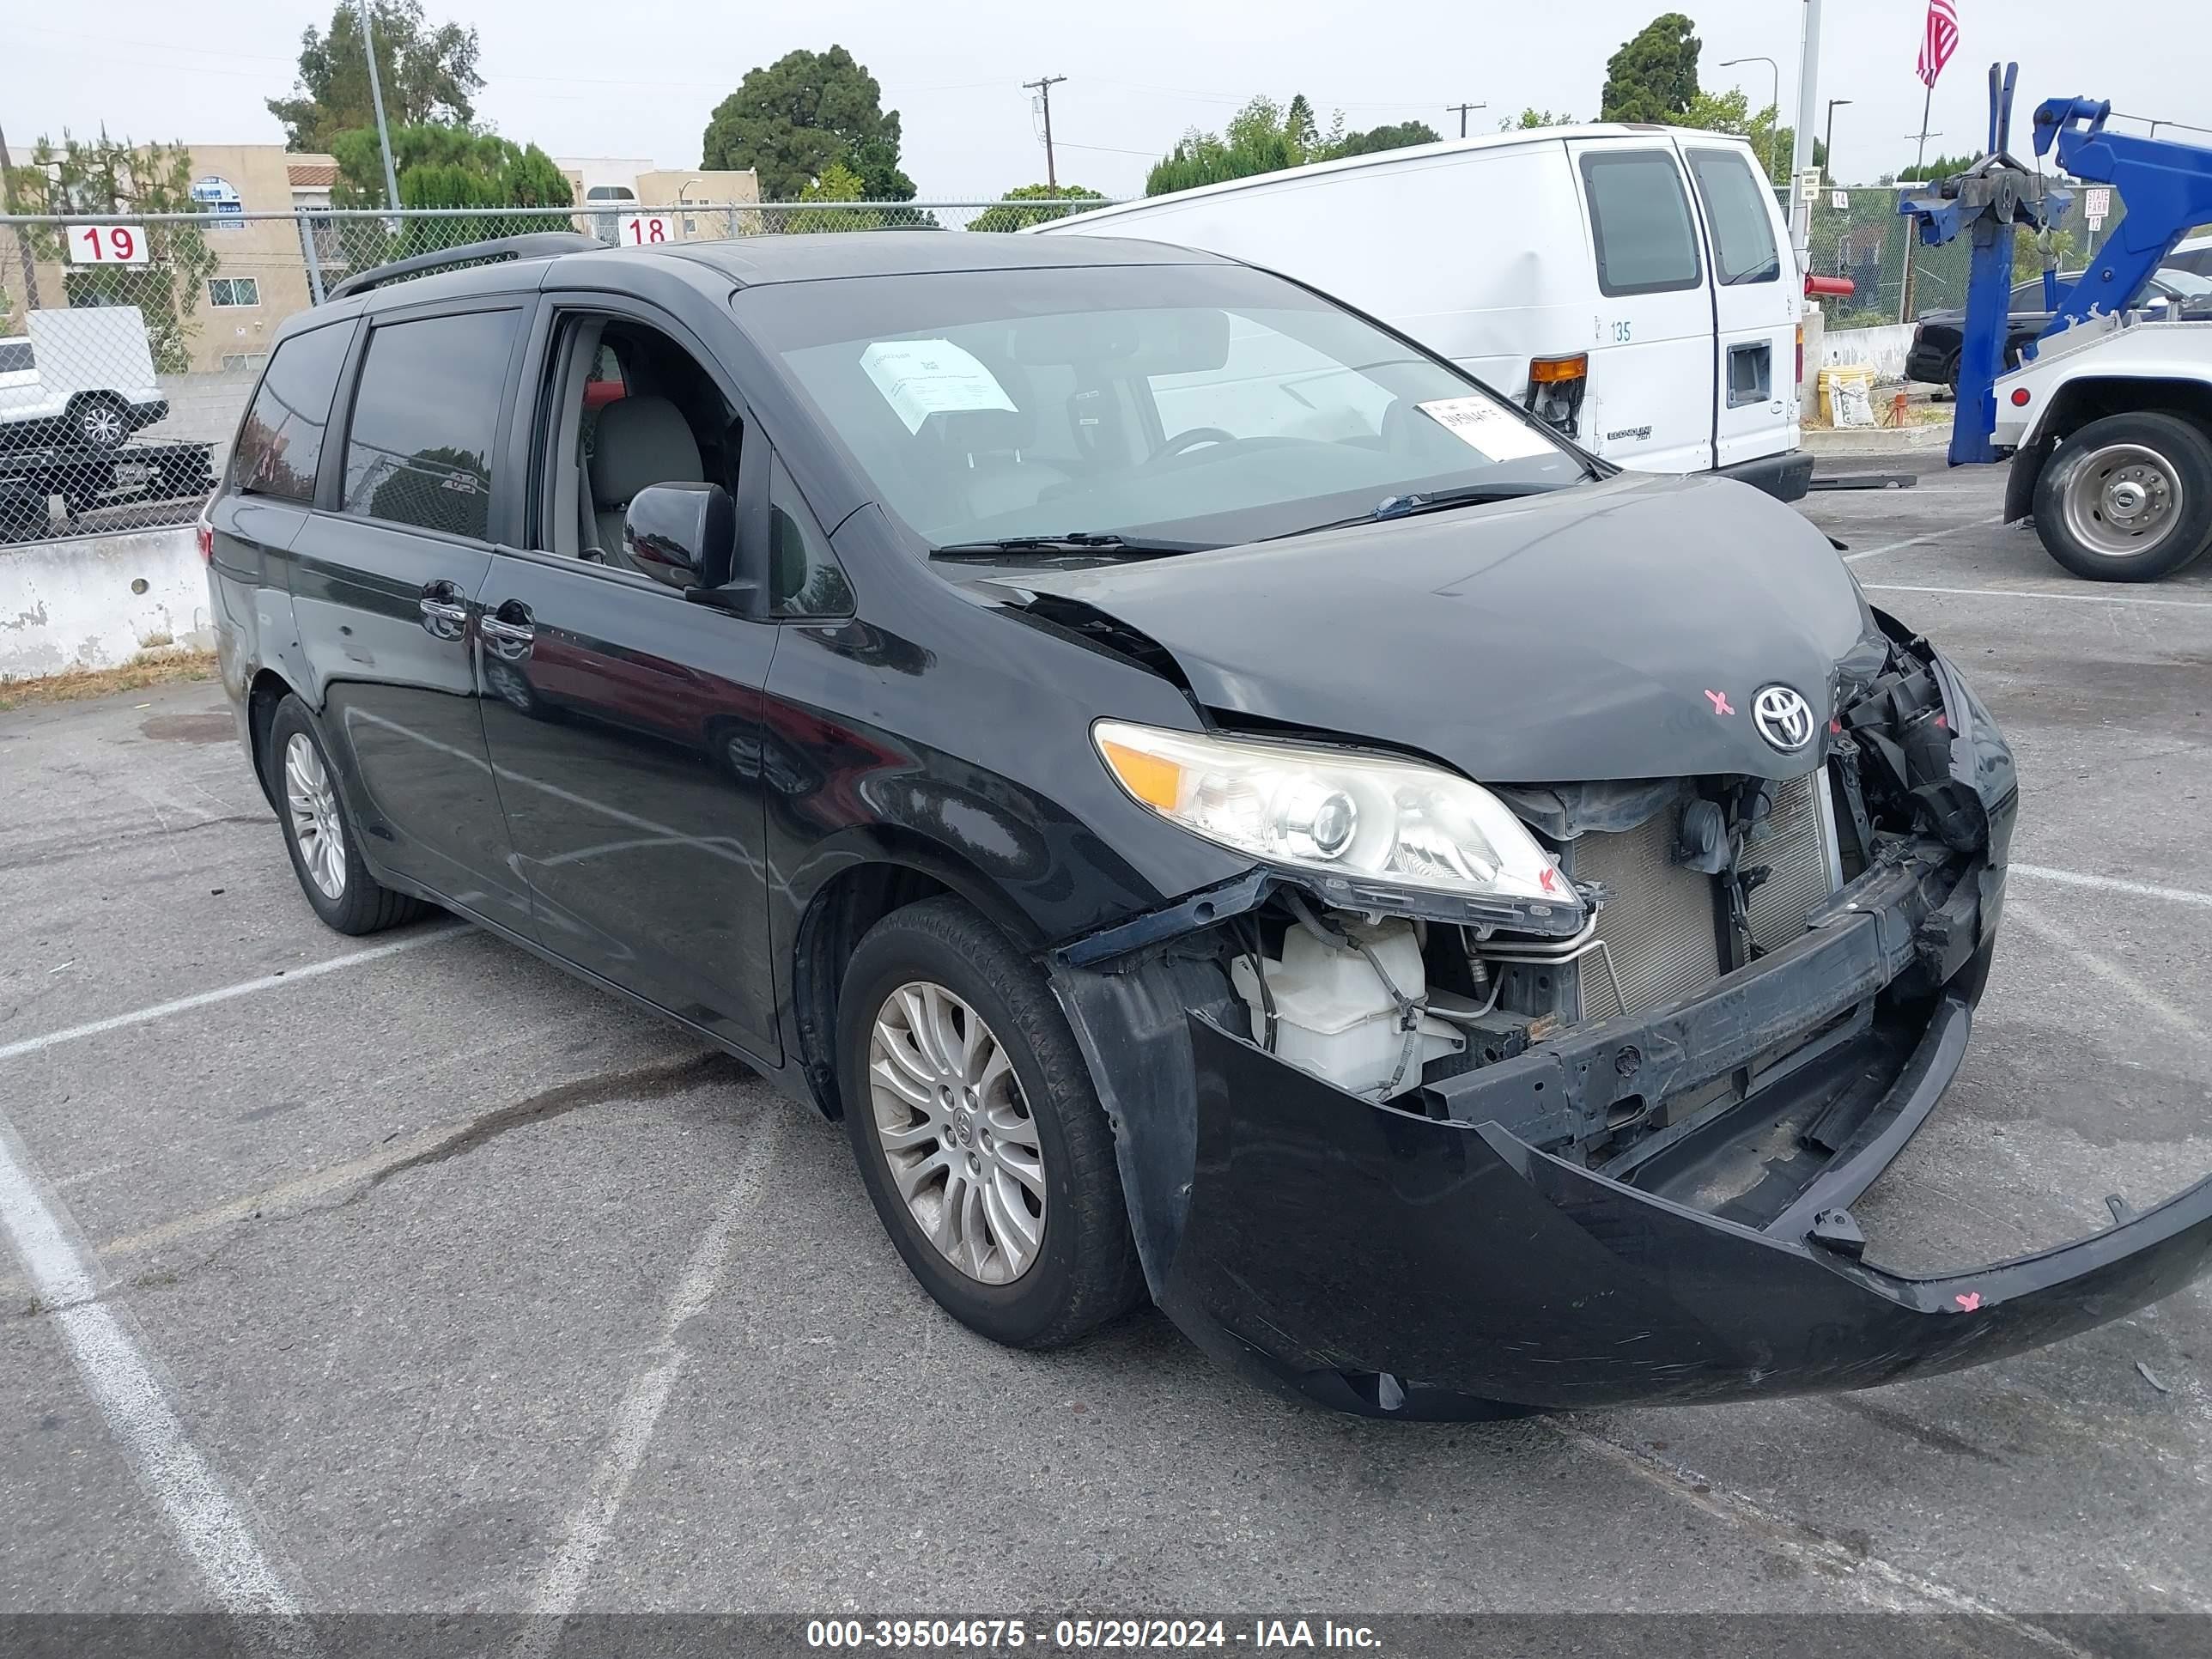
[1523, 353, 1589, 439]
[196, 512, 214, 563]
[1796, 325, 1805, 390]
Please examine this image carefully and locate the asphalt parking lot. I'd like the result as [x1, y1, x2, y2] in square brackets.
[3, 457, 2209, 1648]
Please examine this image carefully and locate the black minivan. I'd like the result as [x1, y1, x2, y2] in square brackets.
[209, 230, 2212, 1418]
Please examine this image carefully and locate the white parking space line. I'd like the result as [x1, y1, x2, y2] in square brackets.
[517, 1117, 785, 1651]
[1840, 517, 2003, 563]
[2007, 899, 2212, 1054]
[0, 925, 463, 1066]
[2011, 865, 2212, 912]
[1863, 582, 2212, 610]
[0, 1114, 307, 1620]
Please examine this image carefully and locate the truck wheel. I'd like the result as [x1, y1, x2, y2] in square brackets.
[2033, 411, 2212, 582]
[836, 896, 1145, 1349]
[72, 395, 129, 451]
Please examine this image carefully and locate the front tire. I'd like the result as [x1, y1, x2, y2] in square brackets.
[836, 896, 1145, 1349]
[2033, 411, 2212, 582]
[266, 696, 426, 935]
[73, 395, 129, 451]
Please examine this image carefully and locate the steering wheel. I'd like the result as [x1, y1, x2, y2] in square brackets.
[1144, 427, 1239, 468]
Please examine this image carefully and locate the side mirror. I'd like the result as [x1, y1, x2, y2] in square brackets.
[624, 482, 734, 592]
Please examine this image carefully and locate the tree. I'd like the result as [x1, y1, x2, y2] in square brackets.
[1501, 108, 1575, 131]
[782, 161, 872, 232]
[1285, 94, 1321, 155]
[1145, 95, 1304, 195]
[970, 181, 1108, 233]
[1898, 152, 1980, 183]
[1601, 13, 1701, 124]
[701, 46, 914, 202]
[1, 131, 220, 371]
[1679, 88, 1823, 185]
[1322, 120, 1442, 159]
[330, 125, 571, 208]
[267, 0, 482, 153]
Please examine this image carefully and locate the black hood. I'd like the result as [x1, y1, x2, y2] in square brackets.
[995, 471, 1877, 785]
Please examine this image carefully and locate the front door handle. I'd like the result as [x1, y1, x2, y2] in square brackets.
[478, 604, 535, 659]
[418, 581, 469, 641]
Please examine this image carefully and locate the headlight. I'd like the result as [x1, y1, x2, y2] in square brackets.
[1093, 719, 1578, 916]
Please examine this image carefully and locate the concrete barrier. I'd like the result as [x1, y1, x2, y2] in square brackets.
[1820, 323, 1918, 384]
[1, 526, 210, 681]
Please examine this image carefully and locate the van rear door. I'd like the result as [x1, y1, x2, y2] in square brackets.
[1682, 143, 1798, 471]
[1565, 139, 1714, 475]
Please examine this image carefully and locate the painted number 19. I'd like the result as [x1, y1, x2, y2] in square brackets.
[71, 224, 149, 265]
[622, 215, 673, 246]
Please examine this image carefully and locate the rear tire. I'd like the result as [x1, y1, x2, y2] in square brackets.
[836, 896, 1145, 1349]
[2033, 411, 2212, 582]
[73, 394, 129, 451]
[266, 696, 426, 935]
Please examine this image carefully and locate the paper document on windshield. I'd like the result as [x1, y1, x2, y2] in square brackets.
[1415, 397, 1559, 462]
[860, 338, 1018, 434]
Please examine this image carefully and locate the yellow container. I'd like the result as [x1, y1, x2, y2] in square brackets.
[1818, 364, 1877, 428]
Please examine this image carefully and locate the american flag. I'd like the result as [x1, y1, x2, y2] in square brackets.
[1917, 0, 1960, 88]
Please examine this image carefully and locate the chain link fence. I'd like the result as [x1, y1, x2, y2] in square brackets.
[0, 198, 1115, 546]
[1803, 179, 2124, 329]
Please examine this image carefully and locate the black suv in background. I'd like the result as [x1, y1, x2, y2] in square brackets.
[208, 230, 2212, 1419]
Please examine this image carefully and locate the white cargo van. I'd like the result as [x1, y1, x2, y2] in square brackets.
[0, 307, 169, 451]
[1034, 125, 1810, 500]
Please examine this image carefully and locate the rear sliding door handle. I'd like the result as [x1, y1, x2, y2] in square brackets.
[478, 611, 535, 659]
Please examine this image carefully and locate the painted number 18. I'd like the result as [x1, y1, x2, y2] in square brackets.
[622, 215, 673, 246]
[72, 224, 149, 265]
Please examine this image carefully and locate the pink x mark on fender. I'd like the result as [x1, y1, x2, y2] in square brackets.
[1954, 1291, 1982, 1311]
[1705, 689, 1735, 717]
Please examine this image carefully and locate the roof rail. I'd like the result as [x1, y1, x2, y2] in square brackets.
[327, 231, 602, 301]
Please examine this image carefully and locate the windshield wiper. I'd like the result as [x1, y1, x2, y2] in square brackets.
[931, 532, 1214, 559]
[1271, 480, 1569, 540]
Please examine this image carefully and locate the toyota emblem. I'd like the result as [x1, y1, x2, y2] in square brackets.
[1752, 684, 1817, 752]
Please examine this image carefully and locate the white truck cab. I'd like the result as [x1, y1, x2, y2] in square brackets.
[1992, 309, 2212, 580]
[0, 307, 169, 451]
[1033, 124, 1808, 501]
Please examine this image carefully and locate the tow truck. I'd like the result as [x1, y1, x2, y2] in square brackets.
[1901, 68, 2212, 580]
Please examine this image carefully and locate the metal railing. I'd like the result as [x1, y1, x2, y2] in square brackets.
[0, 198, 1113, 545]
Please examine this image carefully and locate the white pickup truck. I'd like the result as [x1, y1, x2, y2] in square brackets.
[1992, 308, 2212, 581]
[0, 307, 171, 451]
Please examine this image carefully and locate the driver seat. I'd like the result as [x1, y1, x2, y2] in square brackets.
[587, 395, 703, 570]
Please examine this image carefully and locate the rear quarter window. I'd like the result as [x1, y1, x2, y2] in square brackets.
[1581, 150, 1704, 297]
[228, 322, 354, 502]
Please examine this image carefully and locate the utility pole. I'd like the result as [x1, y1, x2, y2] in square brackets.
[0, 118, 41, 313]
[1024, 76, 1067, 190]
[1789, 0, 1826, 270]
[357, 0, 404, 213]
[1823, 98, 1851, 183]
[1446, 102, 1486, 139]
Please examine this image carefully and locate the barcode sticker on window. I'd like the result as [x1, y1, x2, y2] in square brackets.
[860, 339, 1017, 434]
[1415, 397, 1559, 462]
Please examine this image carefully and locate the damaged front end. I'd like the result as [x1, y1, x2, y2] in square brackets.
[1051, 611, 2212, 1416]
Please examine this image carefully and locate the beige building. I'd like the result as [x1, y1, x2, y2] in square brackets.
[556, 159, 763, 240]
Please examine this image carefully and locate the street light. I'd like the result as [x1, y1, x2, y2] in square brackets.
[1720, 55, 1784, 184]
[1824, 99, 1853, 184]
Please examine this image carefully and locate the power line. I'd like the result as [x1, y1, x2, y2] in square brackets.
[1023, 75, 1067, 189]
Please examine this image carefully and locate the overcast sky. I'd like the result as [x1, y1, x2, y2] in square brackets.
[5, 2, 2201, 200]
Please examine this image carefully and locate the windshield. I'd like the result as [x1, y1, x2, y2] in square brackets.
[2156, 266, 2212, 298]
[739, 262, 1587, 551]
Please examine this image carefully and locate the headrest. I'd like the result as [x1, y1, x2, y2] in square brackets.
[589, 395, 702, 506]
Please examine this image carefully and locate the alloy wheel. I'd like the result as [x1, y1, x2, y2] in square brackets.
[77, 403, 125, 448]
[866, 981, 1047, 1285]
[283, 732, 348, 900]
[2063, 441, 2183, 558]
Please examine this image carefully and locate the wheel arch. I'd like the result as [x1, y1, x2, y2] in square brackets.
[2011, 375, 2212, 522]
[785, 833, 1053, 1121]
[246, 665, 302, 811]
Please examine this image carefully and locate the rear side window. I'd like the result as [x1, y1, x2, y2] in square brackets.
[1581, 151, 1703, 297]
[340, 310, 520, 540]
[228, 322, 352, 502]
[1686, 149, 1780, 287]
[0, 339, 32, 374]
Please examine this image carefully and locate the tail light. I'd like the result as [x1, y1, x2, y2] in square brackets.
[196, 512, 214, 562]
[1796, 324, 1805, 391]
[1523, 353, 1589, 439]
